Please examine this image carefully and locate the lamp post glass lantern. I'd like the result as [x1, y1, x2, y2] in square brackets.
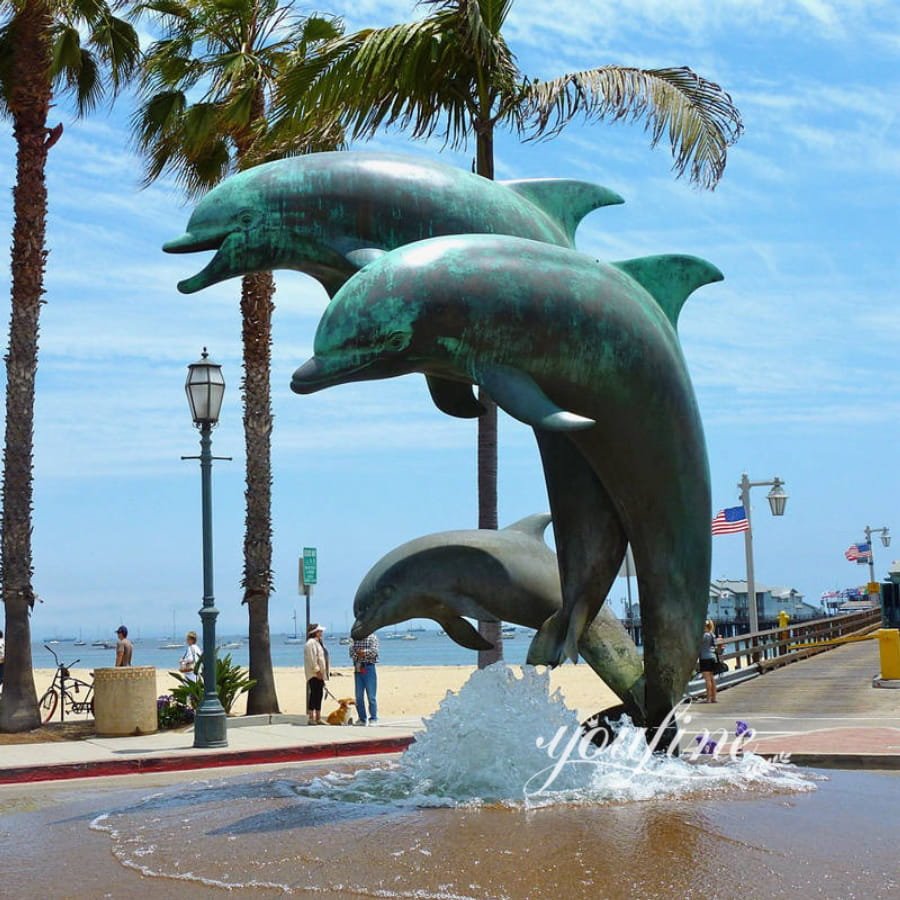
[739, 474, 789, 635]
[184, 348, 228, 748]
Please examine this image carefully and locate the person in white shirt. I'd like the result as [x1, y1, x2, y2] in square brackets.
[179, 631, 202, 683]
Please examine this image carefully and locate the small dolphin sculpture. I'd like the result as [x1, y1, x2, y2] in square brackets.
[292, 234, 720, 727]
[352, 513, 645, 717]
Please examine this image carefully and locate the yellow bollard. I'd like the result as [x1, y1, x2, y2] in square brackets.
[877, 629, 900, 681]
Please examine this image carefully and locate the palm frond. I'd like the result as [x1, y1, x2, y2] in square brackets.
[525, 66, 743, 189]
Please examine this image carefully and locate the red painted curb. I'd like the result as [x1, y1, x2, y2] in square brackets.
[0, 735, 415, 785]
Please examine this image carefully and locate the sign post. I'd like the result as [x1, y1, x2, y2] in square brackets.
[300, 547, 317, 638]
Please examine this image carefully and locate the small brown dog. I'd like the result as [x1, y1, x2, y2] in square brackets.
[326, 698, 356, 725]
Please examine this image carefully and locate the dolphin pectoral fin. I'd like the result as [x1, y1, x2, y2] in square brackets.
[438, 616, 493, 650]
[502, 513, 552, 543]
[527, 610, 568, 668]
[476, 364, 594, 431]
[612, 255, 724, 329]
[501, 179, 625, 245]
[344, 247, 386, 270]
[426, 375, 486, 419]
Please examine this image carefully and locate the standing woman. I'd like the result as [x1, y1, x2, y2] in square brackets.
[698, 619, 722, 702]
[304, 624, 327, 724]
[179, 631, 202, 683]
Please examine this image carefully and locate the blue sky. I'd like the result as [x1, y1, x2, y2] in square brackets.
[1, 0, 898, 640]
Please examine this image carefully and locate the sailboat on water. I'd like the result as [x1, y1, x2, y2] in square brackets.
[285, 609, 304, 644]
[159, 608, 182, 649]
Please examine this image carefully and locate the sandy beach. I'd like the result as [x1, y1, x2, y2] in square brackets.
[30, 662, 620, 723]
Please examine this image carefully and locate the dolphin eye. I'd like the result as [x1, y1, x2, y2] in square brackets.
[384, 331, 410, 353]
[237, 209, 256, 228]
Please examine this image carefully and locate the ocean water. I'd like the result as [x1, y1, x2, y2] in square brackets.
[31, 629, 538, 672]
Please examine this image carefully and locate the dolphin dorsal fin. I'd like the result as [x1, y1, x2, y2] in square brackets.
[502, 513, 552, 544]
[501, 179, 624, 245]
[612, 255, 724, 329]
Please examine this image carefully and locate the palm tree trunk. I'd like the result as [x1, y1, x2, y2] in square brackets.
[0, 3, 52, 732]
[474, 123, 503, 667]
[240, 270, 280, 713]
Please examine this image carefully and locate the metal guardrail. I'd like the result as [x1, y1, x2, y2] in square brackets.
[717, 609, 883, 672]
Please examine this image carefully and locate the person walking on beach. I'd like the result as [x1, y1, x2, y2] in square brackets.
[304, 624, 328, 724]
[179, 631, 202, 682]
[115, 625, 133, 667]
[698, 619, 723, 703]
[0, 629, 5, 691]
[350, 632, 379, 726]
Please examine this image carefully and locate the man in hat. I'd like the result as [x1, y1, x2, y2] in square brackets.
[115, 625, 133, 667]
[304, 623, 328, 724]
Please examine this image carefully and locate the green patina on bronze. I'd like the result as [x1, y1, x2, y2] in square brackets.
[163, 151, 623, 297]
[292, 234, 721, 727]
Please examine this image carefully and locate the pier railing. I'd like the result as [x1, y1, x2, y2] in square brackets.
[719, 609, 883, 673]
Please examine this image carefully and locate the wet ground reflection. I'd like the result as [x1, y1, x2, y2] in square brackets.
[1, 761, 896, 898]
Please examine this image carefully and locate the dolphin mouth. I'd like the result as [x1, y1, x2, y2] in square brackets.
[163, 227, 236, 294]
[291, 356, 379, 394]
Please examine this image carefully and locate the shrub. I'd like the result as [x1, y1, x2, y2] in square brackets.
[169, 652, 256, 714]
[157, 694, 195, 729]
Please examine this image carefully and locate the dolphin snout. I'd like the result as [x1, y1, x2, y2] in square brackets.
[350, 620, 371, 640]
[163, 229, 227, 254]
[291, 358, 325, 393]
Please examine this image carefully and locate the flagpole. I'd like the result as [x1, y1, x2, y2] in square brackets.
[865, 526, 875, 586]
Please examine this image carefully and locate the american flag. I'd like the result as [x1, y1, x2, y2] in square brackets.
[711, 506, 749, 535]
[844, 542, 872, 562]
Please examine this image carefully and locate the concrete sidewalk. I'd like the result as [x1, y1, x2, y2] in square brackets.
[2, 639, 897, 784]
[681, 639, 900, 769]
[0, 715, 423, 784]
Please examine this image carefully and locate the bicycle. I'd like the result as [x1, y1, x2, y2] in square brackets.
[38, 644, 95, 723]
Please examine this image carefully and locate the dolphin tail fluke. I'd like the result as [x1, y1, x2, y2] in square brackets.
[562, 599, 595, 665]
[526, 610, 569, 668]
[612, 255, 724, 329]
[502, 179, 624, 245]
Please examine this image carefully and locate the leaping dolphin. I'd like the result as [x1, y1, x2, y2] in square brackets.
[352, 514, 646, 718]
[163, 150, 622, 296]
[291, 234, 721, 727]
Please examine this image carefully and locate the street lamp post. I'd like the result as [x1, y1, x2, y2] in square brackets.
[183, 348, 228, 749]
[863, 525, 890, 596]
[739, 474, 788, 635]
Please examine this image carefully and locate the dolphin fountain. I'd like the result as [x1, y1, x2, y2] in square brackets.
[291, 234, 721, 727]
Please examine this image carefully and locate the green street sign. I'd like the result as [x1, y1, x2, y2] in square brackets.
[302, 547, 317, 585]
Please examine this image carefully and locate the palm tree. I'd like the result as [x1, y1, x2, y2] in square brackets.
[273, 0, 743, 666]
[131, 0, 342, 714]
[0, 0, 140, 733]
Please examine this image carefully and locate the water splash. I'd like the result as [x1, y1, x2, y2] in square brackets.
[294, 663, 817, 808]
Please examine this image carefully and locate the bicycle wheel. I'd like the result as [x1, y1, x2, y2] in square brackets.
[40, 688, 59, 724]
